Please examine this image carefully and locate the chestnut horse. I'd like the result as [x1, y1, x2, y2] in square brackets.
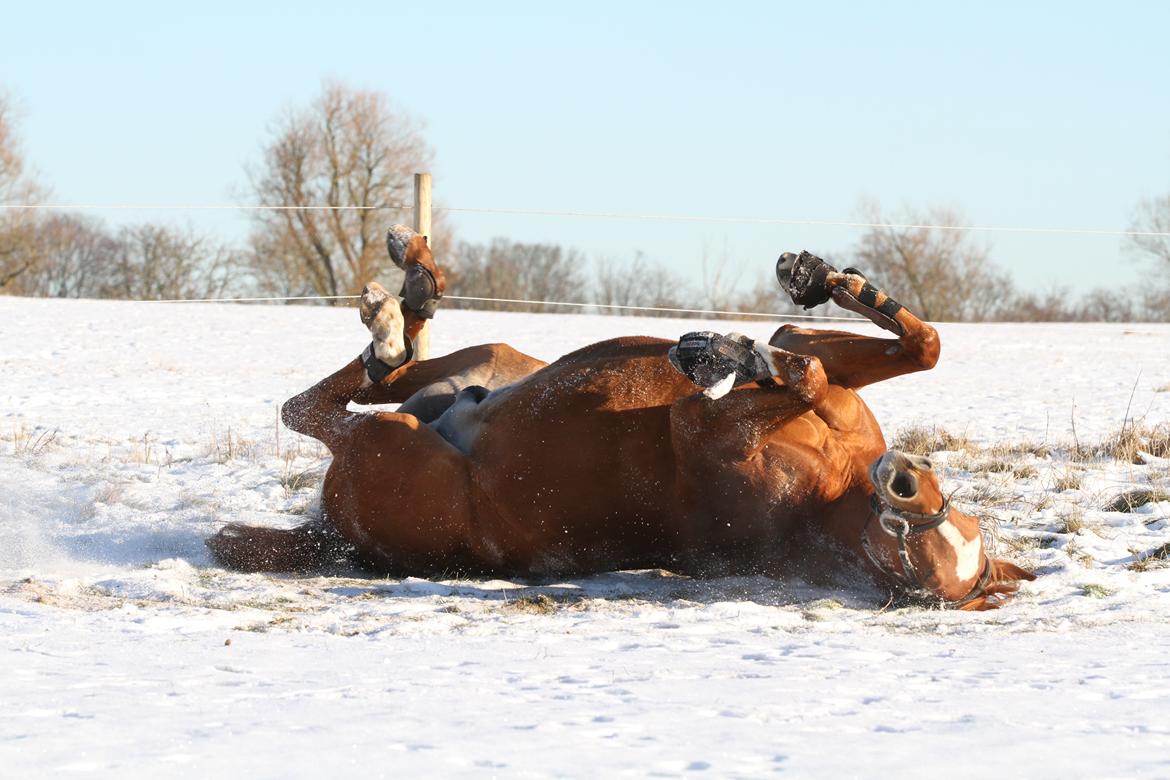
[208, 227, 1035, 610]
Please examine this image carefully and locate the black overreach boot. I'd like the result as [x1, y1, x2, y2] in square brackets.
[776, 251, 836, 309]
[668, 332, 769, 388]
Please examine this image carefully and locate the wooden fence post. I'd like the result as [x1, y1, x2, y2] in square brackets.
[413, 172, 433, 360]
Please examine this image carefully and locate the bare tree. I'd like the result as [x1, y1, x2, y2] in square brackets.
[0, 93, 47, 292]
[100, 223, 237, 300]
[730, 274, 809, 321]
[15, 213, 118, 297]
[850, 205, 1015, 322]
[699, 245, 745, 312]
[246, 81, 443, 301]
[1128, 195, 1170, 271]
[594, 252, 695, 315]
[449, 238, 587, 312]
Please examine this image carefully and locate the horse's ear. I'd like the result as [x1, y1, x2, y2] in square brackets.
[991, 558, 1036, 583]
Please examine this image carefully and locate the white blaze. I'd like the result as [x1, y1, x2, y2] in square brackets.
[938, 521, 982, 582]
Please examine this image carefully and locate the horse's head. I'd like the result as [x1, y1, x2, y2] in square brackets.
[863, 450, 1036, 610]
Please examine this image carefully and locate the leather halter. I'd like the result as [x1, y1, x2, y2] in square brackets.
[861, 493, 993, 608]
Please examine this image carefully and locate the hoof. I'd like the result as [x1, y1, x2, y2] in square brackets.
[360, 282, 395, 327]
[385, 225, 419, 270]
[777, 251, 836, 309]
[359, 283, 408, 366]
[669, 331, 768, 389]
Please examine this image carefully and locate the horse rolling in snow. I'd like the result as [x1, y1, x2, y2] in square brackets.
[208, 225, 1035, 610]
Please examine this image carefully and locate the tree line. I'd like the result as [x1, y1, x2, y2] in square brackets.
[2, 84, 1168, 321]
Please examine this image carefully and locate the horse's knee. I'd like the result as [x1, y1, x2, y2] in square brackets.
[905, 322, 941, 371]
[791, 354, 829, 406]
[280, 391, 313, 436]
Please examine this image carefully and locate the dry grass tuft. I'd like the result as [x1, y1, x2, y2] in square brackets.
[1064, 538, 1095, 568]
[1127, 542, 1170, 572]
[1080, 583, 1113, 598]
[985, 440, 1052, 459]
[972, 460, 1015, 474]
[1102, 488, 1170, 513]
[1000, 535, 1045, 554]
[1093, 423, 1170, 464]
[1057, 508, 1088, 535]
[1051, 469, 1084, 492]
[280, 455, 324, 496]
[499, 593, 560, 614]
[206, 426, 262, 463]
[1012, 465, 1039, 479]
[10, 424, 60, 457]
[889, 425, 970, 456]
[959, 483, 1016, 508]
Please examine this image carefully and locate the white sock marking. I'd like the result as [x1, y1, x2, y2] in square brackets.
[703, 372, 737, 400]
[752, 342, 779, 378]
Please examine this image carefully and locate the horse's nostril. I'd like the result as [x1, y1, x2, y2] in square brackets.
[890, 472, 917, 499]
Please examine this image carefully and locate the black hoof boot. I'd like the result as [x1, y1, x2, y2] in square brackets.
[399, 263, 441, 319]
[668, 331, 768, 388]
[776, 251, 837, 309]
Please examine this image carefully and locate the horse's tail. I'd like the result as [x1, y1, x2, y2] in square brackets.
[206, 518, 354, 573]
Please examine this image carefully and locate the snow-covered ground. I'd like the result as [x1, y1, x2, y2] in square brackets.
[2, 296, 1169, 777]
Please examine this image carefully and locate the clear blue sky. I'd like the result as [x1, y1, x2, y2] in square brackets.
[3, 0, 1168, 296]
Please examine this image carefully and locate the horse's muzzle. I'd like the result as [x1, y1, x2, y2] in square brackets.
[869, 450, 933, 504]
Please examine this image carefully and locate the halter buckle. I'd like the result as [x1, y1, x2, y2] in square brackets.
[878, 511, 910, 538]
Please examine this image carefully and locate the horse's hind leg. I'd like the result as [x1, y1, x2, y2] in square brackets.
[206, 518, 353, 573]
[771, 252, 940, 389]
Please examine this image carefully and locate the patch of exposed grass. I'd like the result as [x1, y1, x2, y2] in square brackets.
[1127, 542, 1170, 572]
[972, 460, 1015, 474]
[1057, 508, 1088, 535]
[1093, 423, 1170, 464]
[889, 425, 970, 456]
[1081, 583, 1113, 598]
[1154, 383, 1170, 393]
[1102, 488, 1170, 513]
[1051, 469, 1084, 492]
[985, 440, 1052, 459]
[1012, 465, 1039, 479]
[280, 455, 324, 497]
[10, 424, 60, 457]
[960, 483, 1017, 508]
[205, 426, 263, 463]
[802, 599, 847, 621]
[1000, 535, 1045, 554]
[1064, 538, 1095, 568]
[1029, 492, 1053, 512]
[499, 593, 560, 614]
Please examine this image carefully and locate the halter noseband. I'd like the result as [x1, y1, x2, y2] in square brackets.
[862, 493, 993, 608]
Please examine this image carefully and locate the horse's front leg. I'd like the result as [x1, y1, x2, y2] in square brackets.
[668, 331, 831, 458]
[280, 285, 409, 449]
[770, 252, 940, 389]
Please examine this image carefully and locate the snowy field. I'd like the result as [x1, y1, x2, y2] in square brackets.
[2, 296, 1170, 778]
